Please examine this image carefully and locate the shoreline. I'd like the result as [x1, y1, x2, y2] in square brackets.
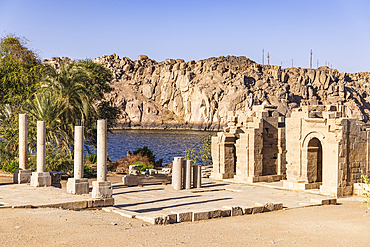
[110, 122, 225, 132]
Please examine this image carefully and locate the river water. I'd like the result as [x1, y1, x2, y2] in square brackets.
[106, 129, 216, 165]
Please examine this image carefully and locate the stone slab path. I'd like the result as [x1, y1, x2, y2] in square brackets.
[104, 178, 337, 224]
[0, 183, 113, 209]
[0, 178, 337, 225]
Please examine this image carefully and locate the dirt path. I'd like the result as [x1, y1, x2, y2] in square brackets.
[0, 199, 368, 247]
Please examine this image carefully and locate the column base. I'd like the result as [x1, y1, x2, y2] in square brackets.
[13, 169, 32, 184]
[92, 181, 113, 199]
[30, 172, 51, 187]
[67, 178, 90, 195]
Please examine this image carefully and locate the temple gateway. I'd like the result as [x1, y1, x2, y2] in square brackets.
[211, 104, 370, 197]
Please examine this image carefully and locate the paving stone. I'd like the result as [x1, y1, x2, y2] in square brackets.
[136, 214, 164, 225]
[71, 201, 88, 209]
[102, 207, 114, 212]
[263, 202, 275, 212]
[252, 204, 265, 214]
[111, 208, 136, 218]
[242, 206, 253, 214]
[221, 208, 231, 217]
[104, 198, 114, 206]
[273, 203, 284, 211]
[172, 211, 192, 222]
[163, 214, 177, 224]
[209, 209, 222, 218]
[192, 211, 210, 221]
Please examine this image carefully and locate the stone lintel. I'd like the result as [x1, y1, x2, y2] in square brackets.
[304, 118, 326, 123]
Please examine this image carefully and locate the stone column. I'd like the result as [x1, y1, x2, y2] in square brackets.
[172, 157, 183, 190]
[193, 165, 201, 188]
[92, 120, 113, 199]
[14, 114, 32, 184]
[30, 121, 51, 187]
[67, 126, 89, 194]
[184, 160, 192, 189]
[97, 119, 107, 182]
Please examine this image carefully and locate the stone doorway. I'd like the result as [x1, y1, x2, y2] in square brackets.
[307, 138, 323, 183]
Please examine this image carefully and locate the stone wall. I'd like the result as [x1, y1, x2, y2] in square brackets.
[285, 105, 370, 197]
[211, 104, 285, 183]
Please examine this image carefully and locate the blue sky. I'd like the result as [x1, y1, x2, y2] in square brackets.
[1, 0, 369, 72]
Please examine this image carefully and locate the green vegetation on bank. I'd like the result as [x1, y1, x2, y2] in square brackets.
[0, 34, 119, 173]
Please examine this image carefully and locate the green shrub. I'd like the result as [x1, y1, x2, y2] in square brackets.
[183, 134, 215, 166]
[139, 164, 154, 172]
[184, 148, 198, 165]
[131, 162, 154, 172]
[83, 165, 95, 178]
[28, 146, 74, 172]
[85, 153, 97, 164]
[199, 135, 214, 166]
[133, 146, 156, 164]
[2, 160, 19, 173]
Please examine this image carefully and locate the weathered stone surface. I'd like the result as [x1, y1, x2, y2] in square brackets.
[91, 181, 112, 199]
[172, 211, 192, 222]
[45, 55, 370, 130]
[66, 178, 89, 195]
[192, 211, 210, 221]
[89, 54, 370, 130]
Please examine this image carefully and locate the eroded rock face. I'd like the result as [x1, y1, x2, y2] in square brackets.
[93, 54, 370, 130]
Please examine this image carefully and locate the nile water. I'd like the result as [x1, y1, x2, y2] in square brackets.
[106, 129, 216, 165]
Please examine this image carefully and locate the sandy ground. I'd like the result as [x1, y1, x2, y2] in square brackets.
[0, 174, 369, 246]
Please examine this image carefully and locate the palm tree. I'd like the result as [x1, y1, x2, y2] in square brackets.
[0, 104, 18, 161]
[23, 91, 72, 155]
[42, 61, 97, 124]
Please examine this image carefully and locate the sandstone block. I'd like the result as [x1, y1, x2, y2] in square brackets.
[221, 208, 231, 217]
[30, 172, 51, 187]
[13, 169, 31, 184]
[192, 211, 210, 221]
[252, 204, 265, 214]
[66, 178, 89, 195]
[172, 211, 192, 222]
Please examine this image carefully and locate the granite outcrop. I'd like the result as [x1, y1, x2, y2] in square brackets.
[49, 55, 370, 130]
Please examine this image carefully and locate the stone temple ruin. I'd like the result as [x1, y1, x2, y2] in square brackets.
[211, 104, 370, 197]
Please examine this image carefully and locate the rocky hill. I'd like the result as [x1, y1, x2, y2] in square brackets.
[90, 54, 370, 130]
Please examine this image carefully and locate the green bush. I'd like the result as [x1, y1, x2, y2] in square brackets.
[28, 146, 74, 172]
[83, 165, 95, 178]
[183, 134, 215, 166]
[85, 153, 97, 164]
[133, 146, 156, 164]
[131, 162, 154, 172]
[2, 160, 19, 173]
[184, 148, 198, 165]
[140, 164, 154, 172]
